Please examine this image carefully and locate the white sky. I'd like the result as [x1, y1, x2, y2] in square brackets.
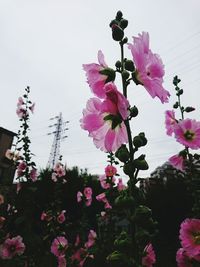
[0, 0, 200, 179]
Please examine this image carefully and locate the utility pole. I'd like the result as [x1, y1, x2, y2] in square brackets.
[47, 112, 69, 169]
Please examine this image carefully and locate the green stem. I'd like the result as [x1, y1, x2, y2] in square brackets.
[120, 41, 134, 163]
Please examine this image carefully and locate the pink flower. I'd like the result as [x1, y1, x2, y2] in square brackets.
[17, 161, 27, 177]
[16, 107, 28, 118]
[17, 97, 24, 107]
[54, 163, 66, 177]
[57, 210, 66, 224]
[52, 172, 58, 182]
[142, 243, 156, 267]
[169, 154, 184, 171]
[117, 178, 126, 191]
[51, 236, 68, 257]
[176, 248, 193, 267]
[179, 218, 200, 260]
[77, 191, 83, 203]
[30, 168, 38, 182]
[174, 119, 200, 149]
[105, 165, 117, 177]
[80, 83, 129, 152]
[83, 50, 115, 98]
[84, 187, 93, 200]
[96, 193, 107, 202]
[128, 32, 170, 103]
[58, 255, 66, 267]
[40, 211, 52, 222]
[165, 110, 177, 136]
[0, 236, 25, 259]
[99, 175, 111, 189]
[85, 230, 97, 249]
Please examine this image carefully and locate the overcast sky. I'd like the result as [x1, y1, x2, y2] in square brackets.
[0, 0, 200, 179]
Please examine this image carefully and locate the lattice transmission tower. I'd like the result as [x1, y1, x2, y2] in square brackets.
[47, 112, 69, 169]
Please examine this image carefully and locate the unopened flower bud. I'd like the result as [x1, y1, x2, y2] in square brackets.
[115, 145, 130, 163]
[112, 25, 124, 41]
[122, 37, 128, 44]
[109, 19, 119, 28]
[123, 162, 135, 175]
[130, 106, 138, 117]
[124, 60, 135, 72]
[115, 60, 121, 68]
[122, 70, 130, 80]
[100, 67, 116, 83]
[119, 19, 128, 29]
[184, 106, 195, 113]
[134, 155, 149, 170]
[133, 136, 143, 148]
[173, 102, 179, 109]
[116, 11, 123, 21]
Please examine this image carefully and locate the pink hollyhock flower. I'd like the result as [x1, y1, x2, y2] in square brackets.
[83, 50, 115, 98]
[96, 192, 107, 202]
[169, 154, 185, 171]
[180, 218, 200, 260]
[17, 97, 24, 107]
[165, 110, 177, 136]
[52, 172, 57, 182]
[57, 210, 66, 224]
[174, 119, 200, 149]
[84, 187, 93, 200]
[142, 243, 156, 267]
[77, 191, 83, 203]
[0, 194, 4, 205]
[105, 165, 117, 177]
[85, 230, 97, 249]
[30, 168, 38, 182]
[58, 255, 66, 267]
[104, 201, 112, 209]
[176, 248, 193, 267]
[54, 163, 66, 177]
[128, 32, 170, 103]
[16, 107, 28, 119]
[51, 236, 68, 257]
[99, 175, 111, 189]
[80, 83, 129, 152]
[17, 161, 27, 177]
[40, 211, 52, 222]
[75, 234, 81, 247]
[0, 236, 25, 259]
[0, 216, 5, 229]
[117, 178, 126, 191]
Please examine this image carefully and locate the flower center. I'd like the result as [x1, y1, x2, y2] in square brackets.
[194, 233, 200, 245]
[9, 245, 16, 252]
[184, 130, 195, 141]
[104, 114, 122, 129]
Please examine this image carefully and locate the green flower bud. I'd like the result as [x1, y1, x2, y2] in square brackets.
[123, 162, 135, 175]
[184, 106, 195, 113]
[134, 155, 149, 170]
[119, 19, 128, 29]
[122, 37, 128, 44]
[115, 145, 130, 163]
[116, 11, 123, 21]
[124, 60, 135, 72]
[99, 67, 116, 83]
[109, 19, 119, 28]
[112, 25, 124, 41]
[173, 102, 179, 109]
[133, 136, 143, 148]
[130, 106, 138, 117]
[135, 205, 152, 223]
[115, 60, 121, 69]
[139, 132, 148, 146]
[122, 70, 130, 80]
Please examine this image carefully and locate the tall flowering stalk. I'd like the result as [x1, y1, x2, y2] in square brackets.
[80, 10, 171, 266]
[15, 86, 37, 182]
